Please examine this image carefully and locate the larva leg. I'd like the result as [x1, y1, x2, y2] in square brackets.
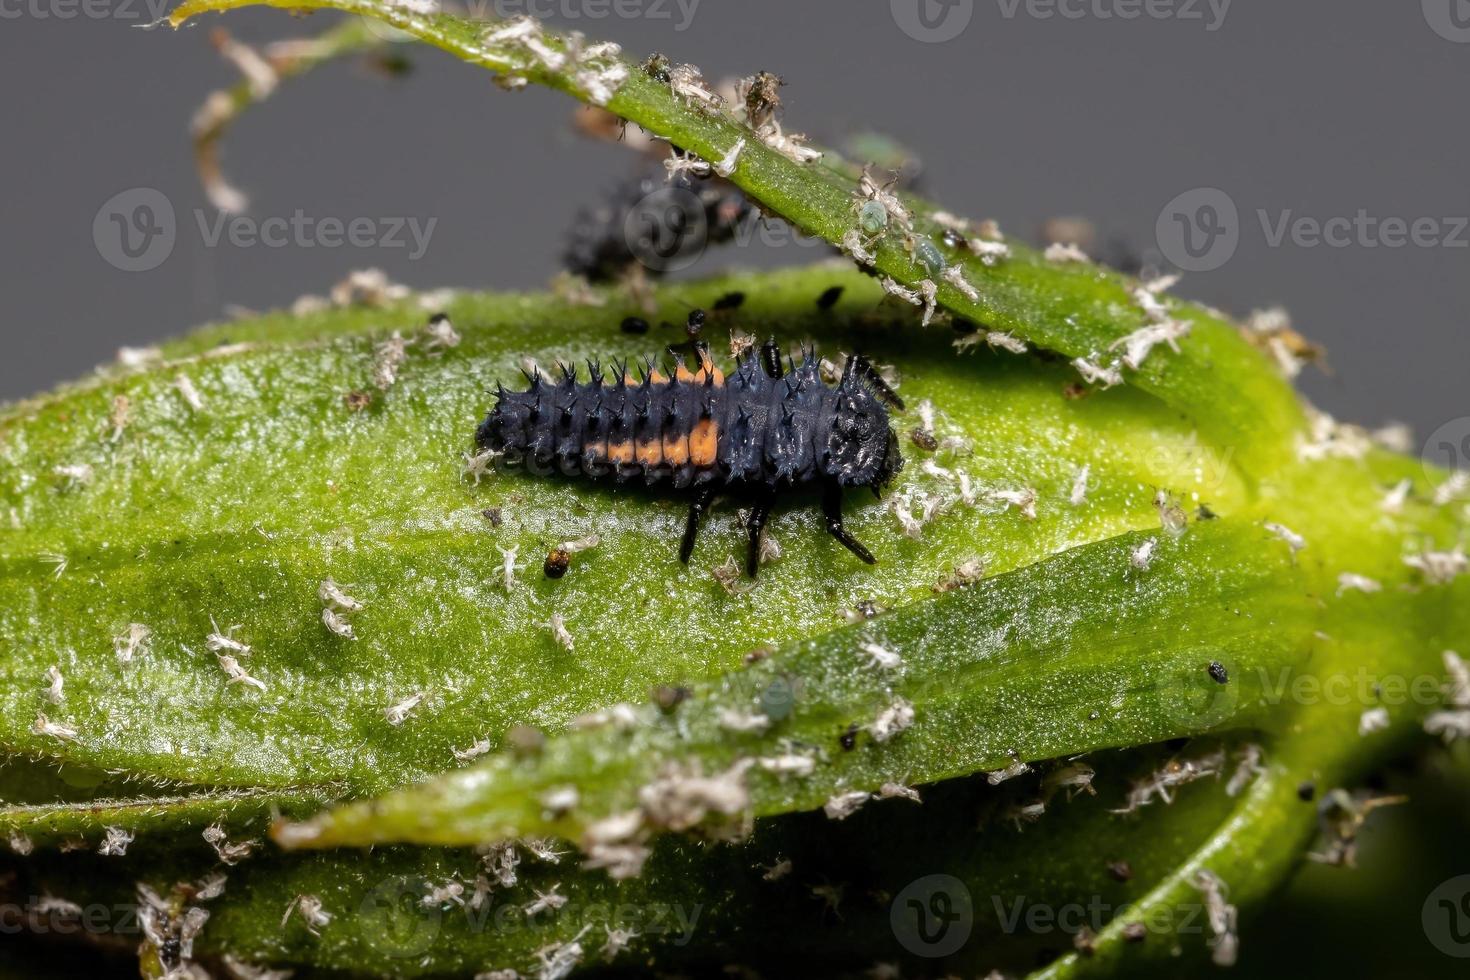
[680, 485, 717, 564]
[823, 482, 876, 565]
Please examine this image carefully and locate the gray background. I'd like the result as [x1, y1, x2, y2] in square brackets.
[2, 0, 1467, 448]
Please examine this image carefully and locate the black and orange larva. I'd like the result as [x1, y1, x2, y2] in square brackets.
[476, 320, 904, 577]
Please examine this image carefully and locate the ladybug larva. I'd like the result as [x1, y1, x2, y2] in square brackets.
[476, 321, 905, 577]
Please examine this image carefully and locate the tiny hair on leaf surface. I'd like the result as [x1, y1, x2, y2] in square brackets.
[0, 5, 1465, 978]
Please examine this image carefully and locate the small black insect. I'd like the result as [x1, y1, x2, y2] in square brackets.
[476, 331, 904, 577]
[712, 291, 746, 311]
[1208, 661, 1229, 684]
[620, 316, 650, 335]
[816, 285, 845, 310]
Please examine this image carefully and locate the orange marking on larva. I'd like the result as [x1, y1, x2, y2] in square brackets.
[675, 364, 696, 382]
[663, 426, 690, 465]
[690, 418, 719, 466]
[649, 369, 669, 383]
[606, 440, 634, 464]
[636, 438, 663, 467]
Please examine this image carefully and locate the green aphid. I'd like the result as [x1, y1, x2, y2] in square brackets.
[858, 199, 889, 238]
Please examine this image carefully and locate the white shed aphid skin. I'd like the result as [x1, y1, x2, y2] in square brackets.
[1044, 241, 1092, 263]
[422, 313, 462, 352]
[1336, 573, 1382, 595]
[858, 641, 903, 671]
[1358, 706, 1390, 736]
[536, 926, 591, 980]
[637, 759, 753, 832]
[980, 330, 1029, 355]
[1442, 650, 1470, 706]
[668, 62, 723, 111]
[454, 738, 492, 763]
[888, 496, 922, 542]
[601, 924, 640, 960]
[282, 894, 333, 935]
[1404, 546, 1468, 585]
[524, 838, 566, 864]
[1109, 318, 1192, 371]
[1041, 762, 1097, 802]
[53, 463, 94, 488]
[117, 345, 163, 369]
[1193, 870, 1239, 967]
[760, 858, 794, 882]
[991, 487, 1038, 521]
[480, 840, 522, 888]
[106, 394, 131, 443]
[662, 146, 713, 180]
[1111, 749, 1225, 814]
[717, 708, 772, 734]
[42, 666, 64, 704]
[757, 753, 817, 777]
[1425, 651, 1470, 743]
[1129, 537, 1158, 572]
[1070, 464, 1091, 506]
[385, 691, 426, 726]
[714, 137, 747, 178]
[7, 832, 34, 855]
[968, 238, 1012, 266]
[498, 543, 525, 592]
[1004, 800, 1047, 831]
[372, 331, 411, 391]
[203, 824, 258, 865]
[712, 555, 756, 596]
[1380, 478, 1412, 514]
[318, 579, 363, 613]
[524, 884, 569, 917]
[870, 697, 915, 743]
[878, 782, 922, 803]
[1434, 471, 1470, 506]
[1296, 409, 1372, 462]
[1072, 354, 1125, 388]
[98, 826, 134, 857]
[841, 229, 877, 266]
[33, 711, 78, 742]
[823, 790, 871, 821]
[421, 879, 465, 909]
[206, 619, 252, 657]
[571, 703, 641, 731]
[221, 956, 293, 980]
[216, 654, 266, 691]
[986, 759, 1030, 786]
[879, 276, 938, 326]
[1225, 744, 1265, 797]
[462, 447, 502, 485]
[321, 608, 356, 639]
[942, 265, 980, 300]
[545, 613, 575, 651]
[175, 373, 205, 412]
[557, 533, 602, 554]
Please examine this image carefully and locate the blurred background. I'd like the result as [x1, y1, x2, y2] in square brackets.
[3, 1, 1469, 973]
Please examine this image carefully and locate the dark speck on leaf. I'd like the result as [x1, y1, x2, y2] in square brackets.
[482, 508, 503, 527]
[620, 316, 650, 335]
[816, 285, 844, 310]
[1107, 860, 1133, 882]
[544, 548, 571, 579]
[652, 684, 691, 712]
[839, 724, 860, 751]
[713, 291, 745, 311]
[1208, 661, 1229, 684]
[1297, 781, 1316, 802]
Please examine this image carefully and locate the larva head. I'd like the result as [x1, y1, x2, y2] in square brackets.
[823, 361, 903, 490]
